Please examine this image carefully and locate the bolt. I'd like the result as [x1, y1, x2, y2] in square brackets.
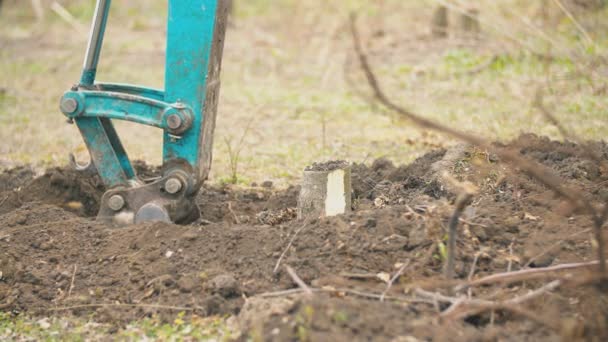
[167, 114, 182, 130]
[165, 178, 183, 194]
[60, 98, 78, 114]
[108, 194, 125, 211]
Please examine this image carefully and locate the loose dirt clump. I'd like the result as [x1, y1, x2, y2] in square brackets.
[305, 160, 350, 172]
[1, 134, 607, 340]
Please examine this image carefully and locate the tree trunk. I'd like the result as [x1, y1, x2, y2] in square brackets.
[431, 5, 448, 38]
[460, 7, 480, 38]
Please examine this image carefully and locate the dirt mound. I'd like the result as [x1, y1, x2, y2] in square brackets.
[0, 167, 104, 217]
[1, 134, 608, 340]
[0, 166, 37, 192]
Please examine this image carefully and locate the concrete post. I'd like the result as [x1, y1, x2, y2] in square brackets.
[298, 161, 352, 219]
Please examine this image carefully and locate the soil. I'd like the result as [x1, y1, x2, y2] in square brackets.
[1, 134, 608, 341]
[305, 160, 350, 172]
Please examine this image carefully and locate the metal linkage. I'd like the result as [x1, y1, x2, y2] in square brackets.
[61, 0, 228, 224]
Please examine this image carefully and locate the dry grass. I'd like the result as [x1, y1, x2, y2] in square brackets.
[0, 0, 606, 187]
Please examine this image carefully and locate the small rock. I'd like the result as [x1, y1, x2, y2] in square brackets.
[38, 289, 55, 300]
[492, 258, 508, 269]
[22, 271, 42, 285]
[504, 217, 520, 232]
[182, 232, 198, 241]
[177, 276, 197, 293]
[408, 225, 428, 248]
[524, 248, 556, 268]
[201, 294, 226, 315]
[49, 172, 67, 186]
[598, 189, 608, 202]
[469, 225, 488, 241]
[165, 250, 174, 258]
[210, 274, 240, 297]
[8, 214, 27, 226]
[261, 180, 273, 188]
[147, 274, 176, 291]
[39, 241, 52, 251]
[530, 254, 554, 268]
[374, 195, 390, 208]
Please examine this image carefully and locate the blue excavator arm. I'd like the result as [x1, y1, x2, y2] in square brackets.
[59, 0, 229, 224]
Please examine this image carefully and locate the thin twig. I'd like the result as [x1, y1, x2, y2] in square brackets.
[227, 202, 240, 224]
[339, 272, 380, 280]
[446, 193, 473, 279]
[420, 280, 560, 320]
[552, 0, 595, 46]
[416, 288, 492, 306]
[285, 265, 312, 295]
[467, 253, 480, 282]
[0, 194, 9, 208]
[466, 252, 480, 298]
[46, 303, 196, 312]
[507, 280, 561, 305]
[258, 286, 433, 304]
[440, 296, 468, 317]
[456, 259, 606, 291]
[381, 260, 410, 302]
[459, 218, 487, 228]
[67, 265, 77, 299]
[259, 288, 309, 298]
[273, 222, 307, 273]
[50, 1, 84, 32]
[507, 240, 515, 273]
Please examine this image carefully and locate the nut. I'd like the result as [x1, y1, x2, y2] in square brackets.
[165, 178, 183, 194]
[108, 194, 125, 211]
